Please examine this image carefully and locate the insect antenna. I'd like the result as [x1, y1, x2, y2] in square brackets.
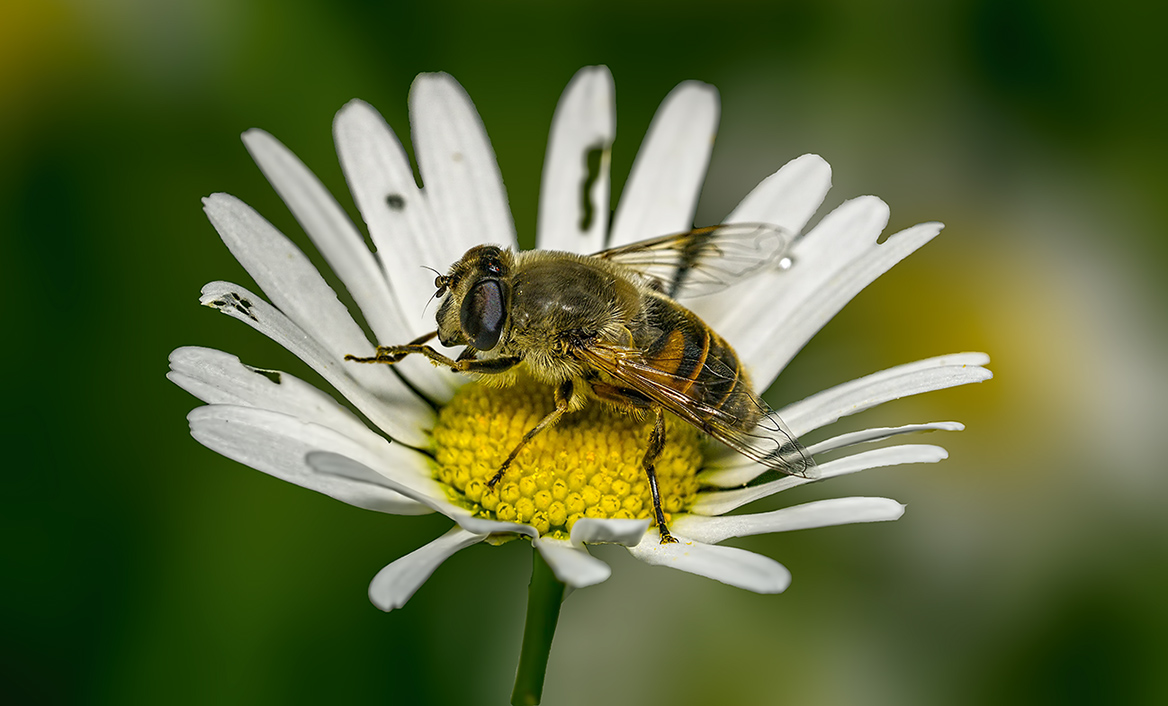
[420, 265, 447, 318]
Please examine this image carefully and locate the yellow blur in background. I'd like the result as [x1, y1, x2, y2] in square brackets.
[3, 1, 1165, 704]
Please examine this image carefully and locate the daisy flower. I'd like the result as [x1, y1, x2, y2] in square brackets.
[169, 66, 990, 613]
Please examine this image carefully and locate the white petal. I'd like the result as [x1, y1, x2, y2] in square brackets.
[780, 353, 993, 437]
[719, 192, 892, 378]
[199, 281, 434, 445]
[369, 526, 486, 611]
[607, 81, 719, 248]
[241, 129, 407, 342]
[808, 421, 965, 455]
[304, 450, 447, 510]
[306, 451, 538, 540]
[333, 105, 445, 313]
[333, 100, 432, 304]
[203, 193, 373, 362]
[188, 405, 431, 515]
[456, 516, 538, 538]
[628, 532, 791, 593]
[702, 421, 964, 488]
[688, 153, 833, 330]
[246, 126, 454, 402]
[569, 518, 650, 546]
[726, 153, 833, 228]
[535, 538, 611, 588]
[693, 445, 948, 516]
[203, 194, 451, 406]
[673, 497, 905, 544]
[537, 66, 615, 254]
[410, 73, 516, 250]
[752, 220, 945, 387]
[168, 346, 371, 440]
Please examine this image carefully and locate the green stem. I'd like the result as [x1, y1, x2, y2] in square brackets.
[510, 548, 566, 706]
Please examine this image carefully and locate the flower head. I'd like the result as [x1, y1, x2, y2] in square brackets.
[169, 67, 990, 611]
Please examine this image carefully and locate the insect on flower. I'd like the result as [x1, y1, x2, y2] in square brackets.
[346, 223, 817, 543]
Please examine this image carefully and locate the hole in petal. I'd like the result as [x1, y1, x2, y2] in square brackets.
[205, 291, 258, 322]
[579, 145, 606, 232]
[386, 193, 406, 210]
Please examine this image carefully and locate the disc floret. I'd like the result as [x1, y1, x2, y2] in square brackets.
[433, 375, 703, 538]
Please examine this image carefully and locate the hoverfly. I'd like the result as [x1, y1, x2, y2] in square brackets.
[347, 224, 816, 543]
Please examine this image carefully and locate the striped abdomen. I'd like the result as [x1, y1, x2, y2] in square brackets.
[635, 296, 761, 430]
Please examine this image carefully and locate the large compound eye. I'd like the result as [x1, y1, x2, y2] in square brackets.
[460, 279, 507, 351]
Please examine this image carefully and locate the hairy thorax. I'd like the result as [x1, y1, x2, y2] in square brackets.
[502, 251, 643, 389]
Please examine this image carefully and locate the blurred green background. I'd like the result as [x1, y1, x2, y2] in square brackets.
[3, 0, 1166, 704]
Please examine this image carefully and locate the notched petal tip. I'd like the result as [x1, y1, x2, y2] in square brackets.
[199, 192, 230, 209]
[184, 404, 204, 430]
[200, 191, 236, 209]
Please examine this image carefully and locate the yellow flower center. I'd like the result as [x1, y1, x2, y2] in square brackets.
[432, 374, 703, 539]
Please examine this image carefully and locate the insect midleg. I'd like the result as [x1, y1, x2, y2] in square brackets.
[643, 405, 678, 544]
[487, 379, 575, 490]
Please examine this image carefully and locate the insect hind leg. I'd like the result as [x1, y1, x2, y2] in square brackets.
[644, 405, 678, 544]
[590, 384, 677, 544]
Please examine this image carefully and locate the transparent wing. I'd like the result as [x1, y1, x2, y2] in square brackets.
[577, 341, 816, 478]
[592, 223, 796, 298]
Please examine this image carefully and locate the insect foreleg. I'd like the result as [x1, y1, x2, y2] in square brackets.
[346, 334, 520, 375]
[487, 379, 575, 490]
[354, 330, 439, 363]
[346, 330, 441, 365]
[644, 405, 678, 544]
